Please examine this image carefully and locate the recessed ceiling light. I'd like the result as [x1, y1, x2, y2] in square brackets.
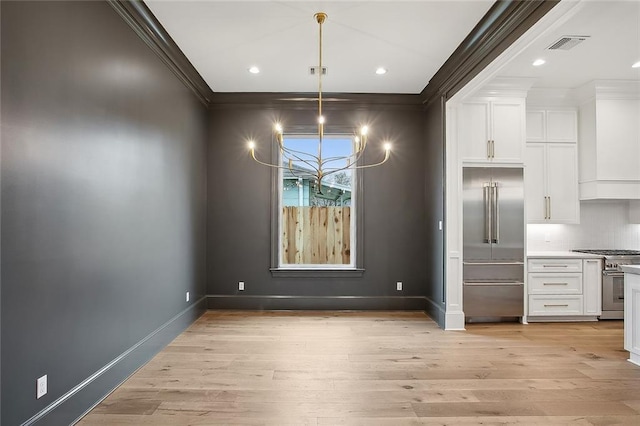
[632, 61, 640, 68]
[375, 67, 387, 75]
[532, 59, 546, 67]
[248, 66, 260, 74]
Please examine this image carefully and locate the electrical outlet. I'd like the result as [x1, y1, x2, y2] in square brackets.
[186, 291, 190, 302]
[239, 281, 245, 291]
[37, 375, 47, 399]
[396, 282, 402, 291]
[438, 220, 443, 231]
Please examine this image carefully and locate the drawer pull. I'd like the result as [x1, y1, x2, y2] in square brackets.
[543, 265, 568, 268]
[543, 282, 568, 286]
[544, 304, 569, 307]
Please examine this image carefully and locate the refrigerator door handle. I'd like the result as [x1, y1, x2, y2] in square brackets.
[483, 184, 491, 243]
[492, 182, 499, 243]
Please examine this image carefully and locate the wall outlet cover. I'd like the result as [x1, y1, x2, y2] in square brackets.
[396, 282, 403, 291]
[239, 281, 245, 291]
[37, 375, 47, 399]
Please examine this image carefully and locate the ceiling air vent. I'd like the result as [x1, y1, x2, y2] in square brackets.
[547, 35, 590, 51]
[309, 66, 328, 75]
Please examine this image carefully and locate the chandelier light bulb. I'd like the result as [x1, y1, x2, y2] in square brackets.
[318, 115, 325, 124]
[274, 123, 283, 133]
[248, 141, 256, 150]
[384, 142, 392, 151]
[360, 126, 368, 136]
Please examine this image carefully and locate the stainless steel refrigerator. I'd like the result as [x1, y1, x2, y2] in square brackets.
[463, 167, 524, 320]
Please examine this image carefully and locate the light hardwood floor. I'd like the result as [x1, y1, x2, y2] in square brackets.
[78, 311, 640, 425]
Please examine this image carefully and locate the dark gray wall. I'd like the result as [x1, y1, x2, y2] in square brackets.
[1, 1, 207, 425]
[423, 98, 446, 327]
[207, 104, 428, 308]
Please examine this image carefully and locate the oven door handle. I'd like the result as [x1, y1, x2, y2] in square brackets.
[603, 271, 624, 277]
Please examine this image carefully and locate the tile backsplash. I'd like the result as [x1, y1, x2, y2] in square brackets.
[528, 200, 640, 251]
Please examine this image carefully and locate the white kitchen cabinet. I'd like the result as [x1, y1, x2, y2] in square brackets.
[459, 98, 525, 164]
[527, 257, 601, 321]
[525, 143, 579, 223]
[527, 109, 578, 143]
[529, 272, 582, 294]
[583, 258, 602, 316]
[526, 110, 545, 142]
[529, 296, 584, 316]
[528, 258, 582, 273]
[623, 268, 640, 366]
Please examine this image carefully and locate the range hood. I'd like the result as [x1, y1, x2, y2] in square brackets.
[577, 81, 640, 200]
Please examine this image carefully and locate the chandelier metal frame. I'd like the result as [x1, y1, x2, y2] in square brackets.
[248, 12, 391, 191]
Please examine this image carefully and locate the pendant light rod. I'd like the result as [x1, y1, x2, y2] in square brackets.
[315, 12, 326, 182]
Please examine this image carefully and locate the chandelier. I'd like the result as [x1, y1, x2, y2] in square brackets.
[248, 12, 391, 191]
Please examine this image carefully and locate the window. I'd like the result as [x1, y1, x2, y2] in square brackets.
[279, 135, 355, 268]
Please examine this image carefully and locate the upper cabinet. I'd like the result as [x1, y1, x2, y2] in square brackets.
[526, 143, 579, 224]
[459, 98, 526, 164]
[526, 109, 578, 143]
[577, 81, 640, 200]
[525, 107, 579, 224]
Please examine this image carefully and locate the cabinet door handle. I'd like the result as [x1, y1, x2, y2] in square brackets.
[491, 140, 495, 158]
[544, 304, 569, 307]
[487, 140, 491, 159]
[543, 264, 568, 268]
[544, 196, 550, 220]
[543, 282, 568, 286]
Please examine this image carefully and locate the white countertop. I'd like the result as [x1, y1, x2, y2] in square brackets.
[527, 251, 604, 259]
[621, 265, 640, 274]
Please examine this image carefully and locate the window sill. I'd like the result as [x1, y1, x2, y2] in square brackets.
[270, 268, 365, 278]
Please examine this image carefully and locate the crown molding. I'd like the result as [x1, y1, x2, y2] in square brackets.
[474, 76, 536, 98]
[573, 80, 640, 103]
[108, 0, 214, 106]
[207, 92, 423, 111]
[526, 88, 578, 107]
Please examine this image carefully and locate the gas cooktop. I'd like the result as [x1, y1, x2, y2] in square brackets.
[572, 249, 640, 256]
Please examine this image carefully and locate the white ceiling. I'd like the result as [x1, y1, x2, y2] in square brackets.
[144, 0, 494, 94]
[494, 0, 640, 90]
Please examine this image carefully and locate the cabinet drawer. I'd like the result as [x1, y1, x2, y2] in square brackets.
[528, 295, 583, 316]
[528, 258, 582, 273]
[528, 273, 582, 294]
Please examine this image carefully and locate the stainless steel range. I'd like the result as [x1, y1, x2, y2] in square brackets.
[572, 249, 640, 319]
